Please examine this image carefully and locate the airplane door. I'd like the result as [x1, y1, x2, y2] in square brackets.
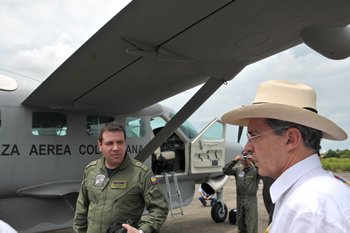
[190, 119, 226, 174]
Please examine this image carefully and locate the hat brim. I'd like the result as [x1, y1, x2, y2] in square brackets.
[221, 103, 347, 141]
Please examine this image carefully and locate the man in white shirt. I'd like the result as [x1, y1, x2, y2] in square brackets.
[198, 184, 217, 206]
[0, 220, 17, 233]
[221, 80, 350, 232]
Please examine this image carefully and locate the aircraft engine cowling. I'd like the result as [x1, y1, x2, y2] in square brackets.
[201, 175, 229, 195]
[300, 25, 350, 60]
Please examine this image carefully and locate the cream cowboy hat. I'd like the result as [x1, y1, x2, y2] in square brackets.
[221, 80, 347, 140]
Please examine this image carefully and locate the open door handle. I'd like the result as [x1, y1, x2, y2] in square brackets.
[199, 140, 205, 152]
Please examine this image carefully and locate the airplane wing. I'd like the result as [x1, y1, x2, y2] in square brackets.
[22, 0, 350, 115]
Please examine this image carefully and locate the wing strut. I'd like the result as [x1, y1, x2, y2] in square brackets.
[135, 77, 224, 162]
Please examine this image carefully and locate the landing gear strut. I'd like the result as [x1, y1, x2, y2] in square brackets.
[211, 188, 227, 222]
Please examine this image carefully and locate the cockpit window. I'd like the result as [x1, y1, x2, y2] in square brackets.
[202, 121, 224, 140]
[87, 115, 115, 137]
[32, 112, 67, 136]
[126, 117, 146, 138]
[150, 116, 167, 130]
[169, 111, 198, 139]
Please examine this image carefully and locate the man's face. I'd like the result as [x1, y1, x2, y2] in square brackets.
[244, 118, 285, 179]
[98, 130, 127, 169]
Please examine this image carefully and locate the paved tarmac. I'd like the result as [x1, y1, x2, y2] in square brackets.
[49, 172, 350, 233]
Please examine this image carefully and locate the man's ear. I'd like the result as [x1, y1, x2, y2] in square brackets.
[285, 127, 302, 151]
[97, 140, 102, 152]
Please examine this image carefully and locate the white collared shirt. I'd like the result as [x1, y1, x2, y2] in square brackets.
[270, 154, 350, 233]
[0, 220, 17, 233]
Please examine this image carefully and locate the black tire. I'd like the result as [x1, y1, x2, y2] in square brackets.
[211, 202, 228, 223]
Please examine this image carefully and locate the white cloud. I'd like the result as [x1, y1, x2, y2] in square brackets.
[0, 0, 131, 79]
[7, 34, 74, 79]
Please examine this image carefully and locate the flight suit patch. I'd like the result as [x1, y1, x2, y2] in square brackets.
[134, 161, 149, 171]
[239, 171, 244, 177]
[94, 174, 106, 187]
[151, 176, 158, 185]
[247, 175, 254, 178]
[111, 180, 127, 189]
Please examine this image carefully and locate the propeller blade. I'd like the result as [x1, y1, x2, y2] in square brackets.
[238, 125, 243, 143]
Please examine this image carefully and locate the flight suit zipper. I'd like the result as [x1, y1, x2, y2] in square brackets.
[100, 177, 110, 231]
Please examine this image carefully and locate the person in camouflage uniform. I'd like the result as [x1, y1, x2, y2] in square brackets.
[74, 122, 168, 233]
[223, 152, 261, 233]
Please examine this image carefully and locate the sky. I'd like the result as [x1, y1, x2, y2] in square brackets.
[1, 1, 349, 153]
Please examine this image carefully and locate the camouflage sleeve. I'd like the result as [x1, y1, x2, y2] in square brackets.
[223, 159, 239, 176]
[139, 170, 169, 233]
[73, 171, 90, 233]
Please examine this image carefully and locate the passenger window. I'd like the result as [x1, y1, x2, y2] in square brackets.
[126, 117, 146, 138]
[0, 110, 2, 133]
[202, 121, 224, 140]
[32, 112, 67, 136]
[87, 115, 115, 137]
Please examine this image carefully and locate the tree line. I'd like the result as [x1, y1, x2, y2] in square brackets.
[323, 149, 350, 159]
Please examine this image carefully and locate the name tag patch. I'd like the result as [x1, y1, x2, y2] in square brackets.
[151, 176, 158, 185]
[111, 180, 127, 189]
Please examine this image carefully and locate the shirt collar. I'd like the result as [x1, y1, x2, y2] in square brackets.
[270, 154, 322, 204]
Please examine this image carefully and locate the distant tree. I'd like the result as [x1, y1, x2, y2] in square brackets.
[324, 149, 350, 158]
[325, 149, 339, 158]
[340, 149, 350, 158]
[341, 154, 350, 159]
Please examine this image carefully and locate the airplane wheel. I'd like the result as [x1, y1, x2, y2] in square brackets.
[211, 202, 228, 223]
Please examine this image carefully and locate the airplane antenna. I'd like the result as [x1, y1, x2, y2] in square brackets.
[0, 67, 42, 82]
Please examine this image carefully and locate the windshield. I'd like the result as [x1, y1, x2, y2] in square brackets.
[169, 111, 198, 139]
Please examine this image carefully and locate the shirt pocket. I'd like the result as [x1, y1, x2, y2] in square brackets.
[144, 185, 166, 208]
[109, 184, 144, 223]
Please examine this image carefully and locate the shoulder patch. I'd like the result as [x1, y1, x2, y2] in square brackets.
[151, 176, 158, 185]
[85, 160, 97, 169]
[134, 161, 149, 171]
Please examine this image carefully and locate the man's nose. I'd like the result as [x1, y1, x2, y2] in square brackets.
[244, 141, 253, 154]
[112, 143, 119, 150]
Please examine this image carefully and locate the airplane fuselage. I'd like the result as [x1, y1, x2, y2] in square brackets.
[0, 77, 242, 232]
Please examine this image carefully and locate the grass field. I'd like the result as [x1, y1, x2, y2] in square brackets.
[321, 158, 350, 172]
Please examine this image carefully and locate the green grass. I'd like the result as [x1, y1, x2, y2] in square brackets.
[321, 158, 350, 172]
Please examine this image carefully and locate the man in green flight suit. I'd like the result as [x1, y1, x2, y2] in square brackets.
[74, 122, 169, 233]
[223, 151, 261, 233]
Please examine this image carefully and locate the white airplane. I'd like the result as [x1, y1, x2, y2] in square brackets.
[1, 0, 350, 232]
